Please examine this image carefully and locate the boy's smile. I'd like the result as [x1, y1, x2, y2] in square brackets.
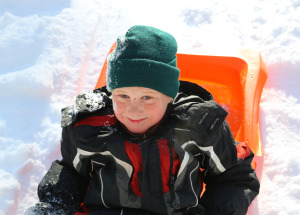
[112, 87, 172, 134]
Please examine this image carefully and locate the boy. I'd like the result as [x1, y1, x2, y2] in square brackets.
[26, 25, 259, 215]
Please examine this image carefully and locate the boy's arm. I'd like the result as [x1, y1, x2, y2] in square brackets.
[198, 122, 260, 215]
[25, 127, 89, 215]
[26, 160, 89, 215]
[177, 119, 260, 215]
[200, 151, 259, 214]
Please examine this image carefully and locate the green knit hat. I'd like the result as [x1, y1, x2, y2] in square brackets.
[106, 25, 180, 98]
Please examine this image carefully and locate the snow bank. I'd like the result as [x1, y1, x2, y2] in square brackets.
[0, 0, 300, 214]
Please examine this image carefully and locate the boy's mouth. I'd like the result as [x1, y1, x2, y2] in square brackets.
[126, 117, 147, 124]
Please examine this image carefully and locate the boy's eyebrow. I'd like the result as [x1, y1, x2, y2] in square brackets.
[113, 90, 156, 95]
[113, 90, 128, 94]
[142, 91, 156, 95]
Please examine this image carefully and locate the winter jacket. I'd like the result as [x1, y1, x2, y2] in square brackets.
[27, 81, 259, 215]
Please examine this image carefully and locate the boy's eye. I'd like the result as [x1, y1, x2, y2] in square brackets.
[142, 96, 152, 100]
[120, 95, 129, 98]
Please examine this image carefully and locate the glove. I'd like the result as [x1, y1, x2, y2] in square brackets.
[24, 202, 74, 215]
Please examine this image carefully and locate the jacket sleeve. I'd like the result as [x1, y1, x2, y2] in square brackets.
[172, 98, 260, 214]
[198, 121, 260, 215]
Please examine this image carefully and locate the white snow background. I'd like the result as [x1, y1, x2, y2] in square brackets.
[1, 0, 300, 214]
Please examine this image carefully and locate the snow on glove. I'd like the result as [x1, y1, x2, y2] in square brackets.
[24, 202, 72, 215]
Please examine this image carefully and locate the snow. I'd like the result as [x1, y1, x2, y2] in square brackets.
[0, 0, 300, 214]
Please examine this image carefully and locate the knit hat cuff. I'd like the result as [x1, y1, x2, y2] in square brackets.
[107, 58, 180, 98]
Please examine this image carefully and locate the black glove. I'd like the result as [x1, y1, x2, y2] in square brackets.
[24, 202, 74, 215]
[25, 160, 89, 215]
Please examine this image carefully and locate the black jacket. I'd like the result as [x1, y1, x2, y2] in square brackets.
[33, 81, 259, 215]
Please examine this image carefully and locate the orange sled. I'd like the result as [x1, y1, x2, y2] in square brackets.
[95, 43, 268, 169]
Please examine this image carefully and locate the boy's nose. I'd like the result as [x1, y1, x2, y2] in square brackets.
[128, 100, 143, 114]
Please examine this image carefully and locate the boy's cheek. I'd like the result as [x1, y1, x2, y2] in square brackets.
[113, 106, 124, 125]
[112, 100, 123, 114]
[113, 108, 123, 124]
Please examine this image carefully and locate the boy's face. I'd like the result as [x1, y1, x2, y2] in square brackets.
[112, 87, 172, 134]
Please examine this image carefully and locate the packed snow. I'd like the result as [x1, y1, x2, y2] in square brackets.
[1, 0, 300, 214]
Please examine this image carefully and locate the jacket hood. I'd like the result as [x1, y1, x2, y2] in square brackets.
[178, 80, 214, 101]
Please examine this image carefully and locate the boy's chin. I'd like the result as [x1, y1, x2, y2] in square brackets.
[124, 122, 151, 134]
[126, 126, 148, 134]
[122, 118, 151, 134]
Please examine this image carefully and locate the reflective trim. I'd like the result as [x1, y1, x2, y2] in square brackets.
[177, 151, 190, 177]
[181, 141, 226, 173]
[188, 162, 200, 209]
[73, 148, 133, 177]
[73, 149, 94, 170]
[99, 168, 110, 208]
